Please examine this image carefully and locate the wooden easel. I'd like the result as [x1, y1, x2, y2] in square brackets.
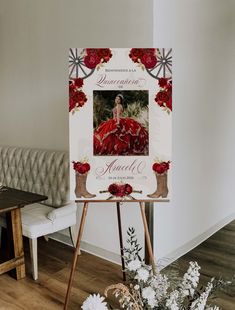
[64, 199, 159, 310]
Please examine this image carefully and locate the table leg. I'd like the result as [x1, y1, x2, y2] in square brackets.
[116, 202, 126, 281]
[139, 202, 156, 274]
[64, 202, 89, 310]
[9, 209, 25, 279]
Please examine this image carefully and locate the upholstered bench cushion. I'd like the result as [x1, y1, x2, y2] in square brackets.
[21, 203, 77, 239]
[0, 203, 77, 240]
[21, 204, 54, 238]
[47, 204, 76, 221]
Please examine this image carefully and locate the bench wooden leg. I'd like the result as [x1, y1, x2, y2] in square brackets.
[29, 238, 38, 280]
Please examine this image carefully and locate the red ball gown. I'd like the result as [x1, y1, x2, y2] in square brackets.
[94, 108, 149, 156]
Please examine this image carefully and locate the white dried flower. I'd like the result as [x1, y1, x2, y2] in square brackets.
[127, 259, 141, 271]
[151, 273, 169, 300]
[81, 294, 108, 310]
[166, 290, 179, 310]
[135, 267, 149, 282]
[142, 286, 155, 300]
[180, 261, 200, 298]
[142, 287, 157, 307]
[190, 279, 214, 310]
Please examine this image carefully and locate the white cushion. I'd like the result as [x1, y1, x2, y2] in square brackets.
[47, 204, 77, 221]
[21, 203, 77, 239]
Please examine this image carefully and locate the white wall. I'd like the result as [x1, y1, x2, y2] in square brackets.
[0, 0, 152, 151]
[154, 0, 235, 264]
[2, 0, 234, 266]
[0, 0, 153, 262]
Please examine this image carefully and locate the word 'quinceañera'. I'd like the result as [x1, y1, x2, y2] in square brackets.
[96, 74, 146, 88]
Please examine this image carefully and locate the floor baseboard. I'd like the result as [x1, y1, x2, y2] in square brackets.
[48, 212, 235, 268]
[158, 212, 235, 269]
[48, 232, 121, 265]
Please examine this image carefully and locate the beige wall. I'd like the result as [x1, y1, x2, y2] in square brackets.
[0, 0, 153, 262]
[154, 0, 235, 263]
[0, 0, 153, 151]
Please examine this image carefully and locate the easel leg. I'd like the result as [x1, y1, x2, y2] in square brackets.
[139, 202, 156, 274]
[116, 202, 126, 281]
[64, 202, 89, 310]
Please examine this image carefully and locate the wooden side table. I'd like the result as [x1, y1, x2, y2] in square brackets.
[0, 187, 47, 279]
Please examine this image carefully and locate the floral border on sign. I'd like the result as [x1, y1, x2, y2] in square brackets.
[129, 48, 157, 70]
[69, 48, 113, 113]
[69, 78, 87, 113]
[155, 78, 172, 113]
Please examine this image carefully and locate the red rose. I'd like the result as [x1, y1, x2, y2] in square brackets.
[140, 54, 157, 69]
[166, 97, 172, 111]
[73, 78, 84, 88]
[118, 184, 126, 197]
[77, 165, 87, 174]
[73, 161, 84, 174]
[144, 48, 156, 56]
[97, 48, 112, 63]
[83, 163, 90, 173]
[158, 78, 168, 88]
[108, 183, 133, 197]
[69, 90, 87, 111]
[69, 97, 76, 112]
[84, 52, 101, 69]
[152, 162, 170, 174]
[166, 82, 172, 93]
[72, 161, 90, 174]
[69, 81, 76, 95]
[86, 48, 98, 55]
[108, 184, 120, 196]
[73, 91, 87, 107]
[129, 48, 144, 63]
[155, 91, 170, 106]
[124, 184, 133, 195]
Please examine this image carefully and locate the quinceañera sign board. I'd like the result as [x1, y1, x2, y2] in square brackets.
[69, 48, 172, 201]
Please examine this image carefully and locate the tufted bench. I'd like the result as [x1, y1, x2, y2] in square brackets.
[0, 146, 77, 280]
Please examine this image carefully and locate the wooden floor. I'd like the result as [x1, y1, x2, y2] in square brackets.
[0, 220, 234, 309]
[172, 220, 235, 310]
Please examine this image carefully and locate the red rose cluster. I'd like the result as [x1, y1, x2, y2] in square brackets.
[152, 161, 170, 174]
[69, 78, 87, 112]
[129, 48, 157, 69]
[155, 78, 172, 111]
[84, 48, 112, 69]
[108, 183, 133, 197]
[72, 161, 90, 174]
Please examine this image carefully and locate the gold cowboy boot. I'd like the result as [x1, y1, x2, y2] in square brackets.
[147, 172, 168, 198]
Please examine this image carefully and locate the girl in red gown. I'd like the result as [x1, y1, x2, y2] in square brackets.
[94, 94, 149, 155]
